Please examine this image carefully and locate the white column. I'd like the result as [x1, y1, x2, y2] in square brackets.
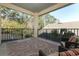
[33, 13, 38, 38]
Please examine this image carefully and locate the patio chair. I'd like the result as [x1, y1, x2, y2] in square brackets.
[65, 35, 77, 49]
[59, 48, 79, 56]
[58, 44, 68, 56]
[58, 35, 77, 56]
[58, 43, 79, 56]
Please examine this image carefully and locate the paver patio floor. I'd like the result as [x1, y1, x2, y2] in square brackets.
[0, 38, 60, 56]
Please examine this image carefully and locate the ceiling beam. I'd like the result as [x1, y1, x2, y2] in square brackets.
[0, 3, 34, 15]
[38, 3, 71, 16]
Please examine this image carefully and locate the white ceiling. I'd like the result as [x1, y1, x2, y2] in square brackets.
[13, 3, 56, 12]
[0, 3, 72, 15]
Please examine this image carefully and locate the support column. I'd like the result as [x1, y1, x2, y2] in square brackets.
[33, 13, 38, 38]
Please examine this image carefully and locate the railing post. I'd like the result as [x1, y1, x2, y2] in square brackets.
[0, 18, 1, 44]
[22, 28, 25, 39]
[0, 13, 1, 44]
[0, 27, 1, 44]
[77, 29, 78, 36]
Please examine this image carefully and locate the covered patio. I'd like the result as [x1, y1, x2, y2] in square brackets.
[0, 3, 71, 42]
[0, 3, 77, 56]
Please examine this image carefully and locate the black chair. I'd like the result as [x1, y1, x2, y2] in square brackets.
[59, 39, 79, 56]
[65, 35, 77, 49]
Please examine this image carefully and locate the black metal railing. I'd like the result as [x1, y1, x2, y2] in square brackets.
[1, 28, 34, 42]
[1, 28, 79, 43]
[38, 28, 79, 42]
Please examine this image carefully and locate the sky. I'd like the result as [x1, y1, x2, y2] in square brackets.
[49, 3, 79, 22]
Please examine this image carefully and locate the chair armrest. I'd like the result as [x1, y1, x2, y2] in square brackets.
[58, 46, 68, 56]
[65, 42, 77, 48]
[58, 46, 68, 52]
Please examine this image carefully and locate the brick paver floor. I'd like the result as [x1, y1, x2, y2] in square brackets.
[0, 38, 59, 56]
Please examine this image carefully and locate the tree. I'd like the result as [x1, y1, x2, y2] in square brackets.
[0, 6, 10, 20]
[1, 19, 26, 28]
[39, 13, 59, 28]
[0, 5, 33, 29]
[38, 17, 44, 29]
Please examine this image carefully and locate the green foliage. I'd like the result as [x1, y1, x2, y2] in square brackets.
[0, 5, 34, 37]
[0, 5, 32, 24]
[38, 17, 44, 29]
[63, 31, 75, 38]
[1, 19, 26, 28]
[51, 30, 59, 37]
[76, 37, 79, 43]
[39, 13, 59, 28]
[23, 29, 33, 37]
[44, 14, 57, 24]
